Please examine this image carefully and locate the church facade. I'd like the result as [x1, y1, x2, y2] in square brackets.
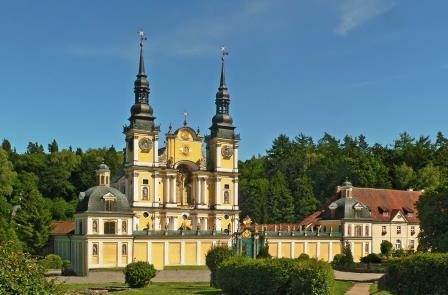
[53, 36, 240, 275]
[50, 36, 423, 276]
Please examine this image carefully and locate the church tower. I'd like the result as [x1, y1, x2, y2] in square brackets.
[206, 48, 240, 213]
[123, 32, 161, 211]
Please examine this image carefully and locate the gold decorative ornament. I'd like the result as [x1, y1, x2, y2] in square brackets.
[138, 138, 152, 153]
[221, 145, 233, 159]
[243, 216, 252, 226]
[181, 145, 191, 156]
[242, 229, 252, 238]
[181, 130, 190, 140]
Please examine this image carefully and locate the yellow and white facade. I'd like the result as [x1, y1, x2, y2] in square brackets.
[54, 36, 240, 275]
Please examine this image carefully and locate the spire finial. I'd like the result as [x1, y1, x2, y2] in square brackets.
[183, 111, 189, 126]
[137, 31, 147, 76]
[219, 46, 229, 87]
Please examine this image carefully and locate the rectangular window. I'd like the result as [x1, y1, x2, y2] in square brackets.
[224, 184, 230, 189]
[410, 226, 415, 235]
[365, 243, 369, 254]
[382, 226, 387, 235]
[105, 200, 114, 211]
[143, 179, 149, 185]
[409, 240, 415, 250]
[365, 225, 369, 236]
[397, 226, 401, 235]
[104, 221, 116, 234]
[355, 225, 362, 236]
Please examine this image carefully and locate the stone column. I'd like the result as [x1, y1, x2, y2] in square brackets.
[153, 173, 159, 203]
[133, 172, 139, 202]
[173, 217, 178, 231]
[171, 176, 177, 204]
[215, 177, 221, 206]
[215, 217, 222, 231]
[164, 176, 170, 203]
[233, 146, 238, 170]
[153, 136, 159, 167]
[233, 178, 238, 207]
[216, 144, 221, 169]
[196, 177, 202, 204]
[192, 216, 198, 230]
[133, 136, 138, 162]
[201, 178, 207, 205]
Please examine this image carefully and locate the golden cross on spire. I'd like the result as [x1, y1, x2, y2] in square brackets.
[220, 46, 229, 62]
[138, 30, 147, 47]
[183, 111, 189, 126]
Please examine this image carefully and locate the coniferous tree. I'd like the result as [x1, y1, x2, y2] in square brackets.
[268, 171, 294, 223]
[48, 139, 59, 153]
[294, 176, 319, 221]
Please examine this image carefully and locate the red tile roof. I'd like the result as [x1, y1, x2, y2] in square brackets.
[50, 221, 75, 235]
[301, 187, 422, 225]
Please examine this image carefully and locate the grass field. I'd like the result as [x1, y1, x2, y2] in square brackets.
[64, 280, 353, 294]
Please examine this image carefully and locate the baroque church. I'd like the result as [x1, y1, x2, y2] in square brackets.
[50, 34, 423, 275]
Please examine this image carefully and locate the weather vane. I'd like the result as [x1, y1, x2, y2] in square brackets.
[220, 46, 229, 62]
[183, 111, 189, 126]
[138, 30, 147, 47]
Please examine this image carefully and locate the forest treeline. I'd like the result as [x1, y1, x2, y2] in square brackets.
[1, 131, 448, 253]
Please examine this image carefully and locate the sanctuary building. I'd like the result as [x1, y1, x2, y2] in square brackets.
[50, 36, 423, 275]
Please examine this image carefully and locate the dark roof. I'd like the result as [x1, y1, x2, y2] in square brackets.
[322, 197, 371, 220]
[77, 186, 131, 213]
[50, 221, 75, 235]
[301, 187, 422, 224]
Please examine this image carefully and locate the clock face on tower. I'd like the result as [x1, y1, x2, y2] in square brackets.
[138, 138, 152, 153]
[221, 145, 233, 159]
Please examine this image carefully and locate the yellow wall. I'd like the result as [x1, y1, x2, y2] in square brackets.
[354, 243, 363, 262]
[152, 242, 164, 270]
[185, 243, 197, 265]
[137, 172, 153, 202]
[320, 243, 329, 261]
[136, 134, 155, 164]
[294, 243, 304, 258]
[220, 144, 234, 170]
[138, 215, 152, 230]
[103, 243, 117, 265]
[308, 242, 317, 258]
[221, 177, 234, 206]
[200, 242, 212, 264]
[268, 242, 278, 257]
[332, 243, 341, 258]
[134, 242, 148, 262]
[92, 255, 99, 264]
[168, 242, 181, 265]
[282, 242, 291, 258]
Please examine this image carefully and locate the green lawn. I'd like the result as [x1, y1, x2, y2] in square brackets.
[64, 280, 353, 295]
[333, 280, 354, 295]
[369, 282, 392, 295]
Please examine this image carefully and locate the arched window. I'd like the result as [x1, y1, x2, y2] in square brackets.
[92, 220, 98, 233]
[396, 239, 402, 249]
[122, 243, 128, 256]
[92, 243, 98, 256]
[101, 175, 105, 185]
[122, 220, 127, 233]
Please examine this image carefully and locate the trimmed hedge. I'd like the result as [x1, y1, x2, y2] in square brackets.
[360, 253, 382, 264]
[205, 245, 235, 287]
[384, 252, 448, 295]
[123, 262, 156, 288]
[216, 257, 334, 295]
[38, 254, 63, 270]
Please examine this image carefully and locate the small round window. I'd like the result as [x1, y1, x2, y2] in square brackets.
[224, 214, 229, 220]
[143, 212, 149, 218]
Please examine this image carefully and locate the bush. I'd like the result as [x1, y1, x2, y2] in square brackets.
[257, 241, 271, 259]
[123, 262, 156, 288]
[384, 252, 448, 295]
[0, 241, 62, 294]
[392, 248, 406, 257]
[297, 253, 310, 260]
[332, 243, 355, 270]
[360, 253, 382, 264]
[205, 245, 235, 287]
[380, 240, 393, 257]
[216, 257, 334, 295]
[38, 254, 63, 270]
[62, 259, 75, 276]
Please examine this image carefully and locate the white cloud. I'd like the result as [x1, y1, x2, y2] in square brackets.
[335, 0, 395, 35]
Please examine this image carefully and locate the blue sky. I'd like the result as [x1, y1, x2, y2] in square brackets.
[1, 0, 448, 160]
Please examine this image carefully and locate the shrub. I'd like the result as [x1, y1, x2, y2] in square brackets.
[332, 243, 355, 270]
[38, 254, 63, 270]
[0, 241, 62, 294]
[257, 241, 271, 259]
[392, 248, 405, 257]
[360, 253, 382, 264]
[216, 257, 334, 295]
[297, 253, 310, 260]
[205, 245, 235, 287]
[123, 262, 156, 288]
[380, 240, 393, 257]
[384, 252, 448, 295]
[62, 259, 75, 276]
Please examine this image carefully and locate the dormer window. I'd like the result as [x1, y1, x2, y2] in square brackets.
[105, 199, 114, 211]
[403, 207, 414, 217]
[379, 206, 389, 217]
[328, 203, 337, 218]
[353, 203, 363, 218]
[103, 193, 117, 211]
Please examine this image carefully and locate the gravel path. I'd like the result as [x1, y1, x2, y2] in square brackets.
[334, 270, 383, 282]
[56, 269, 382, 285]
[345, 282, 372, 295]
